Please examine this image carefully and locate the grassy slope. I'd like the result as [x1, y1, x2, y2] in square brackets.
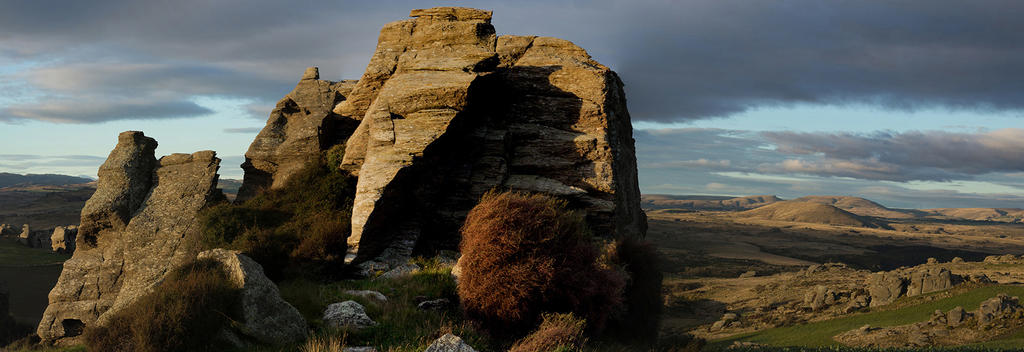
[713, 285, 1024, 348]
[0, 239, 68, 266]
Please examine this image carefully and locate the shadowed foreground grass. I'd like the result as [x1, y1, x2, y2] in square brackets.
[711, 285, 1024, 350]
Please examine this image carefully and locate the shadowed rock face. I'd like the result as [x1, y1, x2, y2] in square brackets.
[336, 7, 646, 265]
[237, 67, 358, 201]
[37, 131, 221, 345]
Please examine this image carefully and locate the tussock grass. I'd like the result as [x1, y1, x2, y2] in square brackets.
[278, 258, 491, 352]
[199, 156, 355, 280]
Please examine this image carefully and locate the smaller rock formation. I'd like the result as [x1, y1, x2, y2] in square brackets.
[804, 285, 836, 311]
[236, 67, 358, 201]
[417, 298, 450, 311]
[424, 333, 478, 352]
[323, 301, 377, 329]
[869, 267, 964, 307]
[37, 131, 222, 345]
[50, 226, 78, 253]
[197, 249, 307, 345]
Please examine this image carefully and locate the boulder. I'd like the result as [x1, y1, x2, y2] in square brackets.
[325, 7, 645, 265]
[236, 67, 359, 201]
[424, 333, 478, 352]
[344, 290, 388, 303]
[17, 224, 30, 246]
[37, 131, 222, 345]
[947, 306, 969, 327]
[376, 263, 421, 280]
[868, 272, 906, 307]
[197, 249, 306, 345]
[804, 285, 835, 310]
[906, 268, 959, 297]
[323, 301, 377, 329]
[50, 226, 78, 253]
[977, 294, 1020, 325]
[417, 298, 450, 311]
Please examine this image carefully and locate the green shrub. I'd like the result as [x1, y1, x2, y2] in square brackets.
[198, 156, 355, 280]
[457, 191, 625, 338]
[82, 259, 240, 352]
[509, 313, 587, 352]
[604, 238, 664, 346]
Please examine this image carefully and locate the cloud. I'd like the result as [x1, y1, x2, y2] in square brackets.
[223, 127, 263, 134]
[2, 1, 1024, 123]
[762, 128, 1024, 181]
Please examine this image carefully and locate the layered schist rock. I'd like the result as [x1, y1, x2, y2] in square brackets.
[37, 131, 222, 345]
[237, 7, 646, 266]
[237, 67, 358, 201]
[337, 7, 645, 265]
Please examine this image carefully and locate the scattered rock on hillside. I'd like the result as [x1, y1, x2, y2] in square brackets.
[906, 267, 959, 297]
[424, 333, 477, 352]
[344, 347, 379, 352]
[37, 131, 222, 345]
[0, 224, 15, 237]
[344, 290, 388, 303]
[804, 285, 836, 311]
[376, 263, 421, 280]
[197, 249, 307, 345]
[417, 298, 450, 311]
[50, 226, 77, 253]
[323, 301, 377, 329]
[868, 272, 906, 307]
[984, 254, 1020, 264]
[836, 293, 1024, 348]
[739, 271, 757, 278]
[237, 67, 359, 201]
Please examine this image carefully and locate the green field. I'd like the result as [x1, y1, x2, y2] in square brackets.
[0, 238, 68, 266]
[712, 285, 1024, 349]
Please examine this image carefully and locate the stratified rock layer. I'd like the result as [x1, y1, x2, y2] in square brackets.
[331, 7, 645, 264]
[37, 131, 221, 345]
[237, 67, 358, 201]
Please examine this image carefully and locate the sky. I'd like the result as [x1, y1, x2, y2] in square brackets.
[2, 0, 1024, 209]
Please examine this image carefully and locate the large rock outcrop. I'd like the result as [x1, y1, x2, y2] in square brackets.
[313, 7, 646, 265]
[50, 225, 78, 253]
[237, 67, 358, 201]
[37, 131, 222, 345]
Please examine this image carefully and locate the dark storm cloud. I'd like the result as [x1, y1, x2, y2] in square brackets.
[3, 0, 1024, 123]
[761, 129, 1024, 181]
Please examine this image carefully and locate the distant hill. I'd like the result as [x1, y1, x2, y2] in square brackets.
[922, 208, 1024, 223]
[792, 195, 925, 219]
[737, 201, 890, 228]
[0, 173, 94, 189]
[641, 194, 781, 211]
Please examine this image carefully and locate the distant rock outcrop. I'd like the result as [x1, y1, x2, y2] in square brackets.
[237, 67, 359, 201]
[37, 131, 222, 345]
[50, 226, 77, 253]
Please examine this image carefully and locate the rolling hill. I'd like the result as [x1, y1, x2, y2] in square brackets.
[737, 201, 890, 228]
[0, 173, 93, 189]
[792, 195, 924, 219]
[641, 194, 781, 211]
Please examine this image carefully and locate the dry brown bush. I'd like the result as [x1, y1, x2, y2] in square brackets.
[508, 313, 587, 352]
[457, 191, 624, 337]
